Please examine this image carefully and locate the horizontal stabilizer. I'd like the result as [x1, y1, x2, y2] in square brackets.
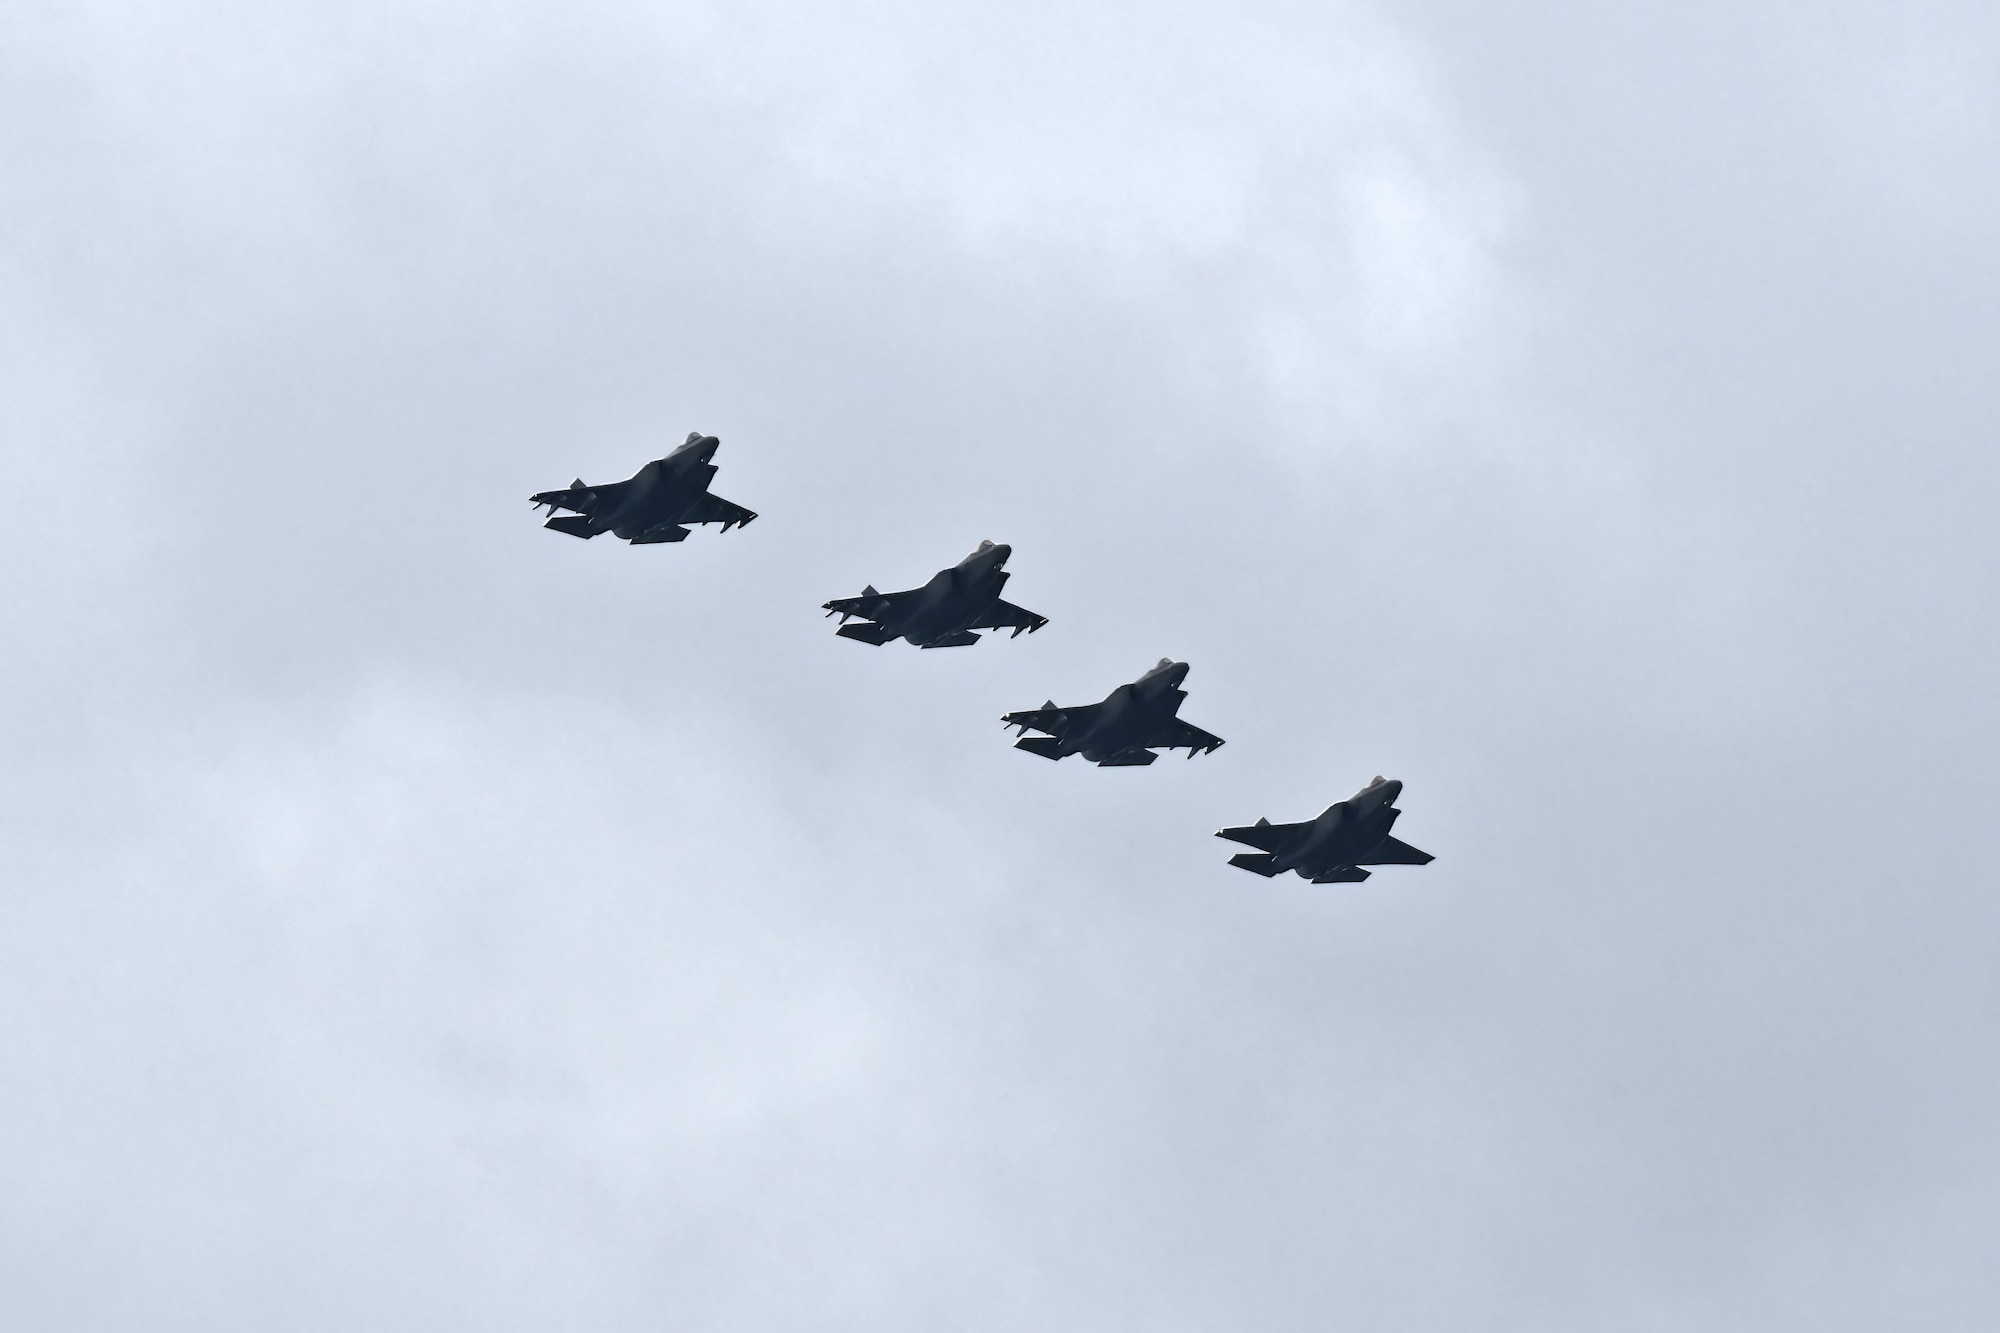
[823, 594, 885, 621]
[999, 702, 1074, 736]
[1215, 820, 1308, 852]
[1309, 866, 1372, 884]
[920, 631, 982, 649]
[1227, 853, 1284, 878]
[1095, 750, 1158, 767]
[1014, 736, 1064, 760]
[835, 622, 899, 646]
[1356, 835, 1434, 866]
[543, 515, 597, 539]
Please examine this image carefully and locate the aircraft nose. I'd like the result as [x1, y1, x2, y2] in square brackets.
[990, 543, 1011, 561]
[1379, 779, 1403, 802]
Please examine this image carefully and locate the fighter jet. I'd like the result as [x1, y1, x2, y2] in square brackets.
[1001, 658, 1224, 766]
[529, 432, 757, 543]
[1216, 776, 1434, 883]
[821, 541, 1048, 649]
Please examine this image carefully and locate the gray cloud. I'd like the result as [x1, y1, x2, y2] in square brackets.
[2, 1, 1995, 1328]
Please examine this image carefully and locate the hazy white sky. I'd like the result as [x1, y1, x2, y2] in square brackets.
[2, 2, 1996, 1328]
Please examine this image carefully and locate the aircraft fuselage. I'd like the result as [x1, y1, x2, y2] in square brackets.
[1065, 660, 1189, 762]
[880, 543, 1013, 644]
[599, 439, 719, 538]
[1264, 779, 1404, 874]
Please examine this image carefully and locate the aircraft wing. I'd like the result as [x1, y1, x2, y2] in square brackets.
[529, 478, 627, 515]
[1356, 835, 1434, 865]
[686, 491, 758, 530]
[1001, 701, 1098, 739]
[1216, 820, 1311, 852]
[1150, 716, 1226, 755]
[971, 598, 1049, 637]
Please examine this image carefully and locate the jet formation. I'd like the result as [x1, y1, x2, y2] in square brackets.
[823, 540, 1047, 648]
[531, 431, 1433, 885]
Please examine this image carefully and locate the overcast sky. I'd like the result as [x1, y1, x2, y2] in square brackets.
[3, 1, 1996, 1328]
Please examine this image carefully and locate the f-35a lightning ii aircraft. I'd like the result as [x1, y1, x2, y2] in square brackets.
[1001, 659, 1224, 766]
[822, 541, 1048, 648]
[529, 432, 757, 543]
[1216, 777, 1433, 883]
